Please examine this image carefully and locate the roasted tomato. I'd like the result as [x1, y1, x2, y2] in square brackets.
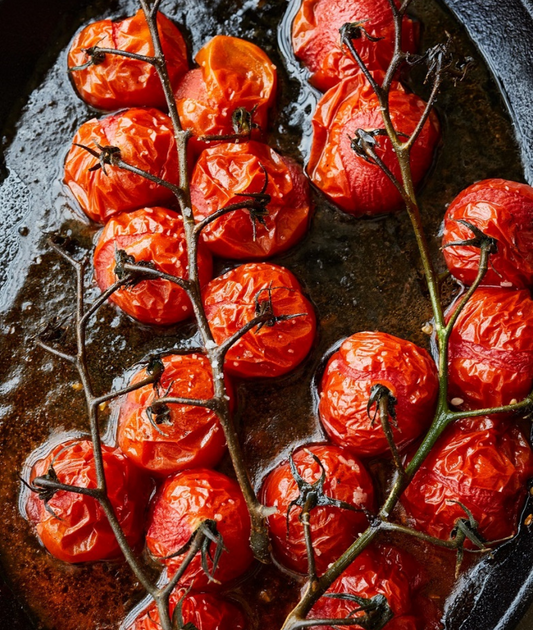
[319, 332, 438, 458]
[24, 439, 151, 564]
[308, 545, 441, 630]
[191, 141, 311, 259]
[442, 179, 533, 289]
[308, 74, 440, 216]
[175, 35, 277, 154]
[447, 287, 533, 410]
[261, 444, 375, 575]
[93, 207, 212, 325]
[68, 10, 188, 111]
[146, 469, 253, 589]
[293, 0, 418, 92]
[402, 418, 533, 546]
[202, 263, 316, 378]
[64, 108, 178, 223]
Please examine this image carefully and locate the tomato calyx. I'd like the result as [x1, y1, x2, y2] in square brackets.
[73, 141, 122, 176]
[366, 384, 398, 427]
[198, 104, 262, 143]
[233, 163, 271, 241]
[253, 285, 306, 332]
[448, 500, 491, 577]
[339, 21, 385, 46]
[20, 465, 62, 520]
[442, 219, 499, 255]
[68, 45, 107, 72]
[113, 249, 157, 287]
[322, 591, 393, 630]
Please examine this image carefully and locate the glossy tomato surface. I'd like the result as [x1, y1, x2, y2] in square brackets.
[68, 10, 188, 111]
[24, 439, 151, 564]
[191, 141, 311, 259]
[319, 332, 438, 458]
[202, 263, 316, 378]
[146, 469, 253, 589]
[308, 75, 440, 216]
[64, 108, 178, 223]
[94, 207, 212, 325]
[447, 287, 533, 410]
[261, 444, 375, 575]
[293, 0, 418, 92]
[442, 179, 533, 289]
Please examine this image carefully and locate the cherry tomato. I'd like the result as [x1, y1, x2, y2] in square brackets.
[191, 141, 311, 259]
[93, 207, 212, 325]
[68, 10, 188, 111]
[24, 439, 151, 564]
[293, 0, 418, 92]
[402, 418, 533, 546]
[202, 263, 316, 378]
[261, 444, 375, 574]
[319, 332, 438, 458]
[442, 179, 533, 289]
[146, 469, 253, 589]
[308, 74, 440, 216]
[64, 108, 179, 223]
[175, 35, 277, 154]
[447, 287, 533, 410]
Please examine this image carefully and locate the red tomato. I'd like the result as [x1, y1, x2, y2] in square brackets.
[93, 207, 212, 325]
[175, 35, 277, 154]
[191, 141, 312, 259]
[402, 418, 533, 545]
[202, 263, 316, 378]
[117, 354, 231, 476]
[319, 332, 438, 458]
[64, 108, 179, 223]
[293, 0, 418, 92]
[447, 287, 533, 410]
[442, 179, 533, 289]
[261, 444, 375, 574]
[146, 469, 253, 589]
[24, 439, 151, 564]
[308, 74, 440, 216]
[68, 10, 188, 111]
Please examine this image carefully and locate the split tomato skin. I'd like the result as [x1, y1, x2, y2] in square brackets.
[319, 332, 438, 458]
[308, 74, 440, 216]
[261, 444, 375, 575]
[93, 207, 212, 325]
[25, 439, 151, 564]
[442, 179, 533, 289]
[202, 263, 316, 378]
[191, 141, 312, 259]
[64, 108, 179, 223]
[68, 10, 189, 111]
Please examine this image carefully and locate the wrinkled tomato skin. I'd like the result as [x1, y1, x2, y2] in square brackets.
[146, 469, 253, 589]
[94, 207, 212, 325]
[117, 354, 231, 476]
[447, 287, 533, 410]
[308, 75, 440, 216]
[64, 108, 179, 223]
[68, 10, 189, 111]
[202, 263, 316, 378]
[261, 444, 375, 575]
[191, 141, 312, 259]
[402, 418, 533, 546]
[442, 179, 533, 289]
[175, 35, 277, 155]
[319, 332, 438, 458]
[25, 440, 151, 564]
[293, 0, 418, 92]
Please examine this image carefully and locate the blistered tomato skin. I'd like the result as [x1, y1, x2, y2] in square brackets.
[25, 440, 151, 564]
[68, 10, 189, 111]
[64, 108, 179, 223]
[442, 179, 533, 289]
[93, 207, 212, 325]
[261, 444, 375, 575]
[191, 141, 312, 259]
[319, 332, 438, 458]
[146, 469, 254, 589]
[117, 354, 230, 476]
[202, 263, 316, 378]
[447, 287, 533, 410]
[293, 0, 418, 92]
[308, 75, 440, 216]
